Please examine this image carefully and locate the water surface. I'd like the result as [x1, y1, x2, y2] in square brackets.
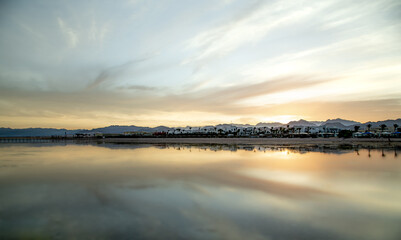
[0, 143, 400, 240]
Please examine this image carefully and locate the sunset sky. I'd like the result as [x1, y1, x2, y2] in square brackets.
[0, 0, 400, 129]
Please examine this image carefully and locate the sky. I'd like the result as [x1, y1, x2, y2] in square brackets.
[0, 0, 400, 129]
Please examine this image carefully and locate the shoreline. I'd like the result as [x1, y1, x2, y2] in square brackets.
[96, 137, 401, 148]
[2, 137, 400, 149]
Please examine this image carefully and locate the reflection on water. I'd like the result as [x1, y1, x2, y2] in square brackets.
[0, 143, 400, 240]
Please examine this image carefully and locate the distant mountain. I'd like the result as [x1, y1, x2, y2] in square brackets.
[0, 128, 79, 137]
[324, 118, 361, 126]
[80, 125, 145, 134]
[255, 122, 284, 128]
[288, 119, 316, 127]
[152, 126, 172, 132]
[79, 125, 173, 134]
[0, 125, 173, 137]
[362, 118, 401, 130]
[215, 124, 238, 129]
[310, 121, 325, 126]
[322, 122, 349, 129]
[230, 123, 254, 128]
[1, 118, 400, 137]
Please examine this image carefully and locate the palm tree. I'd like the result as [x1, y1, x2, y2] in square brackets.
[394, 124, 399, 132]
[354, 126, 360, 132]
[380, 124, 386, 132]
[367, 124, 372, 132]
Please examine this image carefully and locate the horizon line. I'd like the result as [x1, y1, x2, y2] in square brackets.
[2, 117, 400, 130]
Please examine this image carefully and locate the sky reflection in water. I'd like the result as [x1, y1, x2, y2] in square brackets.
[0, 144, 400, 240]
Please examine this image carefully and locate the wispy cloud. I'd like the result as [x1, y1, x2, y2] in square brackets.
[0, 82, 400, 128]
[197, 75, 333, 103]
[86, 57, 151, 90]
[57, 17, 79, 48]
[89, 18, 111, 45]
[183, 0, 325, 65]
[118, 85, 158, 91]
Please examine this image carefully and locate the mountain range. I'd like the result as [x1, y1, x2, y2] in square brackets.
[1, 118, 400, 137]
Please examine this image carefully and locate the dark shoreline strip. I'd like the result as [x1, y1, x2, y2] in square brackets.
[1, 137, 400, 149]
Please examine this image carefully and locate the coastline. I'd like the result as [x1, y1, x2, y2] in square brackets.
[95, 137, 401, 148]
[1, 137, 401, 149]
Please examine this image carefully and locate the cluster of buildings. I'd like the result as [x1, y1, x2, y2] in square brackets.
[123, 124, 401, 138]
[70, 120, 401, 138]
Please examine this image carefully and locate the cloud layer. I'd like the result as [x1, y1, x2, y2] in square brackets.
[0, 0, 400, 128]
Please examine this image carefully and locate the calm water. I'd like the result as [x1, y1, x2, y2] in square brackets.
[0, 143, 400, 240]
